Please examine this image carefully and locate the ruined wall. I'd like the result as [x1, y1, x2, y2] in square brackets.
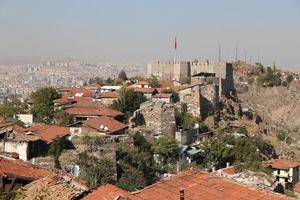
[181, 85, 201, 117]
[200, 84, 219, 118]
[130, 101, 176, 137]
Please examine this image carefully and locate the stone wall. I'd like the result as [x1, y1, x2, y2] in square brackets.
[200, 84, 219, 118]
[129, 101, 176, 137]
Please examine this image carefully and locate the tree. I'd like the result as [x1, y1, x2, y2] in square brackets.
[147, 75, 160, 88]
[30, 87, 60, 124]
[118, 70, 128, 81]
[133, 132, 152, 152]
[78, 152, 114, 187]
[54, 111, 71, 126]
[112, 87, 147, 117]
[255, 63, 265, 74]
[162, 88, 180, 103]
[286, 74, 294, 84]
[48, 137, 66, 169]
[0, 95, 24, 117]
[89, 77, 104, 85]
[117, 165, 146, 191]
[153, 136, 178, 164]
[106, 77, 114, 85]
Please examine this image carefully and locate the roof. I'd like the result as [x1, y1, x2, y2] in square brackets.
[153, 93, 172, 98]
[70, 87, 93, 97]
[65, 106, 124, 117]
[133, 170, 288, 200]
[87, 169, 288, 200]
[22, 173, 89, 200]
[83, 184, 138, 200]
[73, 101, 106, 109]
[83, 116, 127, 134]
[133, 88, 156, 94]
[0, 159, 52, 180]
[263, 159, 299, 170]
[99, 91, 119, 98]
[135, 80, 150, 85]
[84, 83, 101, 89]
[13, 124, 70, 144]
[294, 182, 300, 193]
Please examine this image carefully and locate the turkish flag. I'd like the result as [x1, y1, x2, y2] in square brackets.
[174, 37, 177, 50]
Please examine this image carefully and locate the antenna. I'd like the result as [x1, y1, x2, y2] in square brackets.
[218, 44, 221, 62]
[235, 44, 238, 61]
[244, 52, 247, 63]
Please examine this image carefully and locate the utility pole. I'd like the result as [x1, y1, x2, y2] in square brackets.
[244, 52, 247, 63]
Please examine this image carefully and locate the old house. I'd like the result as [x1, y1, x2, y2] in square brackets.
[82, 116, 128, 136]
[84, 169, 288, 200]
[152, 93, 173, 103]
[1, 124, 70, 161]
[132, 80, 151, 88]
[98, 91, 119, 106]
[133, 88, 157, 99]
[21, 172, 89, 200]
[0, 159, 52, 193]
[263, 159, 299, 189]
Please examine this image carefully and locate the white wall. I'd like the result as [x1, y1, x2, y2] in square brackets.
[4, 141, 29, 161]
[17, 114, 33, 126]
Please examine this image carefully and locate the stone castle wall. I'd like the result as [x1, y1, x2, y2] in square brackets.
[129, 101, 176, 137]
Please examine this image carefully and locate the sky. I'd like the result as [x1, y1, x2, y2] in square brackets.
[0, 0, 299, 69]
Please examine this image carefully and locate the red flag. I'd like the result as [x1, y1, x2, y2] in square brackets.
[174, 37, 177, 50]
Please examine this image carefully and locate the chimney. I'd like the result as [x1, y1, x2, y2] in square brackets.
[212, 167, 216, 172]
[226, 162, 230, 168]
[180, 188, 184, 200]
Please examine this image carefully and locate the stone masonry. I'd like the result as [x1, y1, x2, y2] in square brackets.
[129, 101, 176, 137]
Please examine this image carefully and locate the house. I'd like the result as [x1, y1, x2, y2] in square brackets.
[132, 80, 151, 88]
[84, 83, 101, 94]
[84, 169, 288, 200]
[82, 116, 128, 136]
[100, 85, 122, 92]
[66, 105, 124, 123]
[178, 145, 202, 165]
[98, 91, 119, 106]
[1, 124, 71, 161]
[263, 159, 299, 188]
[0, 159, 52, 193]
[152, 93, 173, 103]
[21, 172, 89, 200]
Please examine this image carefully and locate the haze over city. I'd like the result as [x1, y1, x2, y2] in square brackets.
[0, 0, 299, 70]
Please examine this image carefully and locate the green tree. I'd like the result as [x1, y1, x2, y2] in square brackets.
[255, 63, 265, 74]
[78, 152, 114, 187]
[31, 87, 60, 124]
[106, 77, 114, 85]
[118, 70, 128, 81]
[89, 77, 104, 85]
[133, 132, 152, 152]
[116, 165, 146, 191]
[286, 74, 294, 84]
[147, 75, 160, 88]
[153, 136, 178, 164]
[112, 87, 147, 117]
[162, 88, 180, 103]
[48, 137, 66, 169]
[0, 95, 24, 117]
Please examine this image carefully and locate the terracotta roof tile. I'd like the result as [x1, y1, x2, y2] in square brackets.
[99, 91, 119, 98]
[135, 81, 150, 85]
[83, 184, 139, 200]
[263, 159, 299, 170]
[0, 159, 52, 180]
[83, 116, 127, 134]
[22, 173, 89, 200]
[70, 87, 93, 97]
[133, 88, 156, 94]
[66, 106, 124, 117]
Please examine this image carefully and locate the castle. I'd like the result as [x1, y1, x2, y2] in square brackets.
[147, 60, 234, 96]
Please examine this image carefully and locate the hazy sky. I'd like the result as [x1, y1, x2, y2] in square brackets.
[0, 0, 299, 69]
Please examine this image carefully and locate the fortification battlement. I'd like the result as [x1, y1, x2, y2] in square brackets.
[190, 61, 228, 67]
[153, 60, 189, 65]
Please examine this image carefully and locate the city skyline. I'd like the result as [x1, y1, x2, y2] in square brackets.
[0, 0, 299, 69]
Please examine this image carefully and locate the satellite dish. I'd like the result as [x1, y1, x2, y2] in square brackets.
[71, 165, 80, 177]
[100, 125, 104, 129]
[104, 127, 108, 131]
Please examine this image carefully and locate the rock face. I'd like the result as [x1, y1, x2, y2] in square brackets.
[221, 97, 242, 118]
[129, 101, 176, 137]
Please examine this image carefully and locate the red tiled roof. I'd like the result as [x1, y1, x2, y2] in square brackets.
[159, 81, 174, 88]
[70, 87, 93, 97]
[73, 101, 106, 109]
[83, 116, 127, 134]
[294, 182, 300, 193]
[0, 159, 52, 180]
[87, 170, 288, 200]
[53, 97, 75, 104]
[14, 124, 70, 144]
[221, 166, 236, 175]
[133, 88, 156, 94]
[74, 96, 94, 103]
[99, 91, 119, 98]
[135, 80, 150, 85]
[83, 184, 138, 200]
[133, 170, 288, 200]
[65, 106, 124, 117]
[263, 159, 299, 170]
[22, 173, 89, 200]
